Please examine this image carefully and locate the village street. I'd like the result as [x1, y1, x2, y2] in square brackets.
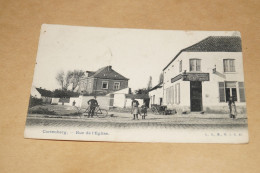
[26, 111, 248, 130]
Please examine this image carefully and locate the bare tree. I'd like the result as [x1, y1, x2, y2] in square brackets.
[147, 76, 152, 90]
[71, 70, 85, 90]
[158, 72, 164, 84]
[64, 71, 74, 90]
[56, 71, 65, 90]
[55, 70, 85, 91]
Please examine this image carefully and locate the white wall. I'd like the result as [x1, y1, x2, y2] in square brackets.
[163, 51, 245, 112]
[51, 98, 59, 104]
[113, 94, 126, 108]
[149, 87, 163, 106]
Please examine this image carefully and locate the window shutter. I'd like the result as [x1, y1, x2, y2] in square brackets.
[166, 88, 169, 104]
[239, 82, 246, 102]
[171, 86, 174, 104]
[219, 82, 225, 102]
[175, 85, 177, 104]
[178, 84, 180, 104]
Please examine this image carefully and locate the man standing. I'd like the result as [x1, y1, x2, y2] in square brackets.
[131, 98, 140, 120]
[87, 97, 98, 118]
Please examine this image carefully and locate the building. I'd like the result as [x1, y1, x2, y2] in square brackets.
[31, 86, 53, 103]
[78, 66, 129, 95]
[163, 36, 246, 114]
[148, 82, 163, 107]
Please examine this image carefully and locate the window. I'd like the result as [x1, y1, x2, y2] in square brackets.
[219, 82, 245, 102]
[223, 59, 235, 72]
[102, 81, 108, 89]
[179, 60, 182, 72]
[225, 82, 237, 101]
[113, 82, 120, 90]
[189, 59, 201, 72]
[88, 81, 92, 89]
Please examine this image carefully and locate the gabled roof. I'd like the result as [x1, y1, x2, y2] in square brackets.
[36, 88, 53, 97]
[163, 36, 242, 71]
[86, 66, 129, 80]
[149, 83, 163, 92]
[184, 36, 242, 52]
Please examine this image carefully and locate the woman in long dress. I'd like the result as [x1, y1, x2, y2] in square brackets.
[131, 98, 140, 120]
[228, 96, 237, 119]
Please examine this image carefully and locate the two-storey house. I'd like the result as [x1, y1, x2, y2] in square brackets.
[163, 36, 246, 114]
[78, 66, 129, 95]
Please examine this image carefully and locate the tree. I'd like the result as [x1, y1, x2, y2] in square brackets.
[53, 89, 79, 98]
[135, 88, 149, 95]
[55, 70, 85, 91]
[70, 70, 85, 91]
[56, 71, 65, 90]
[64, 71, 74, 90]
[158, 72, 164, 84]
[147, 76, 152, 90]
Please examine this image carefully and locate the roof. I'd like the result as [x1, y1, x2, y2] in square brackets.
[125, 94, 150, 99]
[84, 66, 129, 80]
[36, 88, 53, 97]
[149, 83, 163, 92]
[163, 36, 242, 71]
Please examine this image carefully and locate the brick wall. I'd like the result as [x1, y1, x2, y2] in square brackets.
[95, 78, 128, 94]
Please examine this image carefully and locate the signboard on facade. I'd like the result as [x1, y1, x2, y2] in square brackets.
[171, 74, 183, 83]
[183, 73, 210, 81]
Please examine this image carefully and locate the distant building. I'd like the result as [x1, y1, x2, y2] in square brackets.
[163, 36, 246, 114]
[148, 82, 163, 107]
[31, 86, 53, 103]
[78, 66, 129, 95]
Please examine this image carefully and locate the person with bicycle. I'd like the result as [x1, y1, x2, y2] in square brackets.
[87, 97, 98, 118]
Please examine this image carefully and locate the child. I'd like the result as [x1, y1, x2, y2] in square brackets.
[140, 104, 148, 119]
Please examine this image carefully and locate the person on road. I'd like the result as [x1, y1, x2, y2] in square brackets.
[140, 103, 147, 119]
[228, 96, 237, 119]
[87, 97, 98, 118]
[131, 98, 140, 120]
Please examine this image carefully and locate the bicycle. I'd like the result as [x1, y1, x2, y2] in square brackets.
[74, 105, 108, 118]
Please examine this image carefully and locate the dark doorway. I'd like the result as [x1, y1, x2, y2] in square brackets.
[190, 81, 202, 112]
[159, 98, 163, 106]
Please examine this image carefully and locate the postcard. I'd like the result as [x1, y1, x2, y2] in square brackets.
[24, 24, 248, 143]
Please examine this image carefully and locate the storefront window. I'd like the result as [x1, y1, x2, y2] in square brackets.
[219, 82, 245, 102]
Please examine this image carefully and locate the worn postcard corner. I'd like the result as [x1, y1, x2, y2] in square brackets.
[24, 24, 248, 143]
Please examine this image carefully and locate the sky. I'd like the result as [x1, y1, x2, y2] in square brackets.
[32, 24, 239, 91]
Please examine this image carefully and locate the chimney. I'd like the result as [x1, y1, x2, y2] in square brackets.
[108, 66, 112, 71]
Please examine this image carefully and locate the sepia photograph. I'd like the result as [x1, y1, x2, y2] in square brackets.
[24, 24, 248, 143]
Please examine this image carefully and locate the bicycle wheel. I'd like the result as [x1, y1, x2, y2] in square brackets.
[96, 109, 108, 118]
